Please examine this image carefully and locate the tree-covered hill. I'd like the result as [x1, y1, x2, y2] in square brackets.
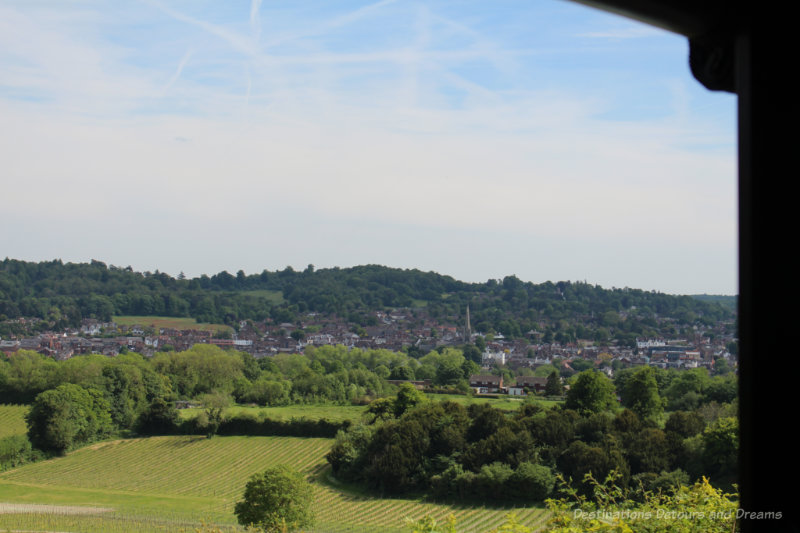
[0, 258, 733, 341]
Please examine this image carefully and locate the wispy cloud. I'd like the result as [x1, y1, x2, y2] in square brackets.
[0, 0, 737, 294]
[141, 0, 257, 57]
[249, 0, 262, 43]
[163, 49, 193, 92]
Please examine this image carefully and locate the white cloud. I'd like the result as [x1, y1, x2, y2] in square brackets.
[0, 0, 737, 294]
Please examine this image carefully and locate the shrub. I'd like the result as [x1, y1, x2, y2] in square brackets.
[510, 462, 555, 501]
[545, 471, 739, 533]
[0, 435, 36, 470]
[136, 397, 180, 435]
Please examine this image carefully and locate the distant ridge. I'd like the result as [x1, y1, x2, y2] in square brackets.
[0, 258, 734, 344]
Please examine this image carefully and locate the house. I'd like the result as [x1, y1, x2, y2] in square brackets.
[469, 374, 504, 394]
[508, 376, 548, 396]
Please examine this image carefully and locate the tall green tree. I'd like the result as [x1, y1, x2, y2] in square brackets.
[620, 366, 663, 423]
[234, 465, 314, 532]
[393, 382, 427, 417]
[565, 371, 617, 414]
[197, 391, 231, 437]
[26, 383, 113, 454]
[545, 370, 563, 396]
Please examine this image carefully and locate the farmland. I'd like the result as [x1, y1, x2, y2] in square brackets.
[0, 404, 28, 438]
[0, 435, 549, 533]
[112, 315, 233, 333]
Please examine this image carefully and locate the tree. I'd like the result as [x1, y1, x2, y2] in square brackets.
[394, 382, 427, 417]
[366, 397, 395, 423]
[234, 465, 314, 532]
[474, 336, 487, 353]
[136, 397, 179, 435]
[26, 384, 113, 454]
[462, 345, 482, 364]
[545, 370, 563, 396]
[702, 416, 738, 480]
[565, 371, 617, 414]
[619, 366, 662, 423]
[389, 365, 414, 381]
[198, 391, 232, 437]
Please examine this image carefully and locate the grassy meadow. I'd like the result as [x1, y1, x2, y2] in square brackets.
[0, 434, 549, 533]
[242, 289, 286, 305]
[4, 394, 554, 431]
[112, 316, 233, 333]
[425, 394, 561, 411]
[178, 403, 369, 423]
[0, 404, 28, 438]
[177, 395, 558, 424]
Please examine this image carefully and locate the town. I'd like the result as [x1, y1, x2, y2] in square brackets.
[0, 302, 736, 389]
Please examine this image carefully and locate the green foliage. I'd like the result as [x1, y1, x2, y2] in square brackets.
[701, 416, 738, 481]
[545, 471, 739, 533]
[619, 367, 662, 423]
[0, 434, 36, 470]
[238, 378, 292, 406]
[663, 369, 710, 411]
[0, 350, 59, 403]
[565, 371, 617, 414]
[557, 440, 629, 496]
[136, 397, 180, 435]
[545, 370, 563, 396]
[0, 258, 733, 340]
[509, 462, 555, 501]
[326, 423, 375, 481]
[234, 465, 314, 532]
[26, 383, 113, 454]
[198, 391, 232, 437]
[394, 382, 427, 417]
[624, 428, 669, 475]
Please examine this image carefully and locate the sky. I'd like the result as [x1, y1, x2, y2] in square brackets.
[0, 0, 737, 295]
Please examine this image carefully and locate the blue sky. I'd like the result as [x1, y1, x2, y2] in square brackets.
[0, 0, 737, 294]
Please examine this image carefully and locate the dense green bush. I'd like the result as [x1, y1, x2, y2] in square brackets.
[26, 383, 113, 454]
[0, 434, 38, 470]
[136, 397, 180, 435]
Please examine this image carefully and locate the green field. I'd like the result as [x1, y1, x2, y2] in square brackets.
[424, 394, 561, 411]
[0, 404, 28, 438]
[0, 435, 549, 533]
[178, 395, 560, 424]
[178, 395, 561, 424]
[243, 289, 286, 305]
[113, 316, 233, 333]
[180, 403, 369, 422]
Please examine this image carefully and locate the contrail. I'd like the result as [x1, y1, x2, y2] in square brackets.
[164, 49, 193, 92]
[250, 0, 263, 44]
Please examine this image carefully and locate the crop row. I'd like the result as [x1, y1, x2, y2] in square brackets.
[0, 435, 548, 532]
[1, 436, 331, 510]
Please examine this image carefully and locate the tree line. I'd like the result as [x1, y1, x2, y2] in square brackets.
[1, 258, 733, 341]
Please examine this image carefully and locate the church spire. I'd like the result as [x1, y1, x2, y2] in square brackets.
[464, 304, 472, 342]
